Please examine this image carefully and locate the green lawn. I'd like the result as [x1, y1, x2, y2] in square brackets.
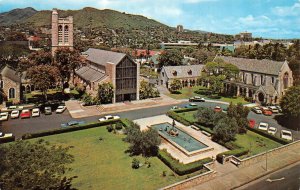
[234, 131, 282, 158]
[167, 86, 249, 104]
[34, 127, 196, 190]
[178, 111, 197, 123]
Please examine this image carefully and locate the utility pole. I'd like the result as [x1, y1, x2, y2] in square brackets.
[265, 150, 268, 171]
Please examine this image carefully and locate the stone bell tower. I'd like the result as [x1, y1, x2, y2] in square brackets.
[51, 8, 74, 56]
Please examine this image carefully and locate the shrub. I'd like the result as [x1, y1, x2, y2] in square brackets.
[166, 111, 191, 126]
[132, 158, 140, 169]
[115, 123, 123, 130]
[0, 135, 15, 144]
[157, 149, 212, 175]
[106, 125, 114, 132]
[216, 148, 249, 163]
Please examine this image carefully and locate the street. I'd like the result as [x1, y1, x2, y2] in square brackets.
[1, 101, 299, 140]
[236, 161, 300, 190]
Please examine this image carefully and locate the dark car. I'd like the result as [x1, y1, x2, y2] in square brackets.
[189, 96, 205, 102]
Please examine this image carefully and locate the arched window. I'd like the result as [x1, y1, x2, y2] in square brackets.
[188, 70, 192, 75]
[173, 71, 177, 76]
[283, 72, 289, 89]
[58, 25, 63, 43]
[0, 80, 3, 88]
[9, 88, 15, 99]
[64, 25, 69, 43]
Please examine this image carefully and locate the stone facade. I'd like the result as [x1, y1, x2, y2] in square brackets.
[51, 8, 74, 55]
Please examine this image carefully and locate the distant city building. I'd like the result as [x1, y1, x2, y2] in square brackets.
[177, 25, 184, 32]
[51, 8, 74, 55]
[74, 48, 140, 103]
[160, 40, 198, 49]
[235, 31, 252, 41]
[217, 56, 293, 104]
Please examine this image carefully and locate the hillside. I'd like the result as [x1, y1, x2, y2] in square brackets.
[0, 7, 37, 25]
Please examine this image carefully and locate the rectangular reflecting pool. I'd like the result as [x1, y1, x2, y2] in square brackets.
[152, 122, 209, 153]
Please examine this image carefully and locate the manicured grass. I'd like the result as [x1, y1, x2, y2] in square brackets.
[177, 111, 197, 123]
[167, 86, 249, 104]
[34, 127, 196, 190]
[234, 131, 282, 158]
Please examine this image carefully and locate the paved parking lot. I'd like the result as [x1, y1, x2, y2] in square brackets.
[1, 101, 299, 140]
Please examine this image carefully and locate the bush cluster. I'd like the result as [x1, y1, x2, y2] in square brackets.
[216, 148, 249, 163]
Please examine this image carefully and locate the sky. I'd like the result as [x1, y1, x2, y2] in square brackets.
[0, 0, 299, 39]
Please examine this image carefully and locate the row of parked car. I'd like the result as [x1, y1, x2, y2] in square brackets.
[61, 115, 120, 128]
[0, 106, 67, 121]
[258, 122, 293, 141]
[251, 105, 282, 116]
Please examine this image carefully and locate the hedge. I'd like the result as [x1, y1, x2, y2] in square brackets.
[120, 118, 134, 128]
[0, 135, 15, 144]
[193, 123, 214, 134]
[247, 126, 290, 145]
[22, 119, 121, 140]
[157, 149, 212, 175]
[166, 111, 191, 126]
[216, 148, 249, 163]
[173, 107, 198, 113]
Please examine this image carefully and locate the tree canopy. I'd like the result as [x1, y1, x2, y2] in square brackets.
[158, 49, 183, 68]
[280, 86, 300, 118]
[139, 80, 159, 99]
[170, 79, 182, 92]
[98, 82, 114, 104]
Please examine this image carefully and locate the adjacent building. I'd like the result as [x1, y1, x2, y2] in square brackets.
[159, 65, 204, 89]
[218, 56, 293, 104]
[75, 48, 140, 103]
[177, 25, 184, 33]
[235, 31, 252, 41]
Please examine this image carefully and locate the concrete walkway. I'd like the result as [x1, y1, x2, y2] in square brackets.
[188, 142, 300, 190]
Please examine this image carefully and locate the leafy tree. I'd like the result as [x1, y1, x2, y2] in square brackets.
[139, 80, 159, 99]
[170, 79, 182, 92]
[213, 117, 239, 143]
[227, 102, 250, 133]
[280, 86, 300, 118]
[0, 140, 75, 190]
[194, 107, 215, 128]
[98, 82, 114, 104]
[158, 49, 183, 68]
[26, 65, 60, 101]
[208, 75, 226, 94]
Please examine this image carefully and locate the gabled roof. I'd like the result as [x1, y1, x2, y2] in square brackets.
[258, 85, 277, 96]
[83, 48, 127, 66]
[217, 56, 285, 76]
[162, 64, 204, 79]
[75, 66, 107, 83]
[0, 66, 21, 83]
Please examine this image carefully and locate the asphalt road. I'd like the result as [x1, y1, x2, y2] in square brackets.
[236, 161, 300, 190]
[1, 101, 299, 140]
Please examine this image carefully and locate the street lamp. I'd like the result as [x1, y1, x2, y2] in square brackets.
[265, 149, 268, 171]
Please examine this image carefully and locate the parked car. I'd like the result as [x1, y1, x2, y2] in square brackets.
[184, 103, 198, 108]
[258, 122, 269, 131]
[10, 110, 20, 119]
[268, 127, 277, 135]
[267, 106, 279, 114]
[32, 108, 40, 117]
[214, 106, 222, 112]
[248, 119, 255, 128]
[44, 107, 52, 115]
[0, 132, 13, 138]
[0, 112, 9, 121]
[275, 105, 282, 113]
[99, 115, 120, 122]
[260, 107, 272, 116]
[189, 96, 205, 102]
[170, 106, 179, 110]
[56, 106, 66, 113]
[281, 130, 293, 141]
[20, 109, 31, 119]
[61, 120, 85, 128]
[251, 107, 262, 114]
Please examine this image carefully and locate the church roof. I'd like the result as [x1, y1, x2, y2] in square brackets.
[217, 56, 285, 76]
[162, 64, 204, 79]
[83, 48, 127, 66]
[0, 66, 21, 83]
[75, 66, 107, 82]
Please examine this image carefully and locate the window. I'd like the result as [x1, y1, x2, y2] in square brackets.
[271, 77, 275, 84]
[188, 70, 192, 75]
[283, 72, 289, 89]
[0, 80, 3, 88]
[58, 25, 63, 43]
[162, 72, 164, 77]
[261, 75, 263, 85]
[64, 25, 69, 43]
[173, 71, 177, 76]
[9, 88, 15, 99]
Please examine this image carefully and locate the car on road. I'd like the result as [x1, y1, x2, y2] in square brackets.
[281, 130, 293, 141]
[214, 106, 222, 112]
[258, 122, 269, 131]
[61, 120, 86, 128]
[267, 106, 279, 114]
[275, 105, 282, 113]
[32, 108, 40, 117]
[189, 96, 205, 102]
[170, 106, 179, 110]
[10, 110, 20, 119]
[251, 107, 262, 114]
[0, 112, 9, 121]
[20, 109, 31, 119]
[260, 107, 272, 116]
[268, 126, 277, 135]
[248, 119, 255, 128]
[99, 115, 120, 122]
[184, 103, 198, 108]
[0, 132, 13, 138]
[44, 107, 52, 115]
[56, 106, 66, 113]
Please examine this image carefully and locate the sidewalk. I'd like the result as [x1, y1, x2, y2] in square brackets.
[188, 142, 300, 190]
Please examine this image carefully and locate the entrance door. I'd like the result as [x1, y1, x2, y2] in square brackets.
[258, 92, 265, 102]
[124, 94, 131, 102]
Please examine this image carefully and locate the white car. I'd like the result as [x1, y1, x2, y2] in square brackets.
[99, 115, 120, 122]
[258, 122, 269, 131]
[267, 106, 279, 114]
[10, 110, 20, 119]
[0, 112, 9, 121]
[56, 106, 66, 113]
[0, 132, 13, 138]
[32, 108, 40, 117]
[268, 127, 277, 135]
[281, 130, 293, 141]
[251, 107, 262, 114]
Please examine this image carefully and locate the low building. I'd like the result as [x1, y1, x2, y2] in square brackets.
[75, 48, 140, 103]
[218, 56, 293, 104]
[160, 41, 198, 50]
[159, 65, 204, 89]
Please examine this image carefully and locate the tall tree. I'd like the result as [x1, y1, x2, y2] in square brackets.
[139, 80, 159, 99]
[280, 86, 300, 118]
[170, 79, 182, 92]
[98, 82, 114, 104]
[213, 117, 239, 143]
[158, 49, 183, 68]
[227, 102, 250, 133]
